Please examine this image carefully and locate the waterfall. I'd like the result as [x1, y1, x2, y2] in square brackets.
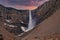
[21, 10, 35, 32]
[27, 10, 35, 31]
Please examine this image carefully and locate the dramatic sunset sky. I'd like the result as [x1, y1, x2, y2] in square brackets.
[0, 0, 49, 10]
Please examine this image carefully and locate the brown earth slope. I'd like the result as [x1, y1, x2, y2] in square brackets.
[21, 7, 60, 40]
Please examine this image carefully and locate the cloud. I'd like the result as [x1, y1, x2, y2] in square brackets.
[0, 0, 49, 10]
[0, 0, 45, 6]
[7, 0, 30, 6]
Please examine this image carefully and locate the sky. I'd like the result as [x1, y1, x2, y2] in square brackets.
[0, 0, 49, 10]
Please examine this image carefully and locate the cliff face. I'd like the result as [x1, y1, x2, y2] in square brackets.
[0, 5, 30, 36]
[32, 0, 57, 25]
[0, 5, 29, 24]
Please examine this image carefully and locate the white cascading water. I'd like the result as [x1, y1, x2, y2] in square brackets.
[21, 10, 35, 32]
